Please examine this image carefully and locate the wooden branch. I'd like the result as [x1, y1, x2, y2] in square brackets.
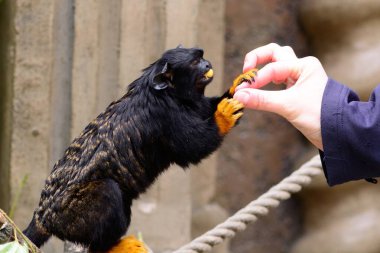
[0, 209, 42, 253]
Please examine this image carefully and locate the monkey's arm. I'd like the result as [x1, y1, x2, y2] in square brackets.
[214, 98, 243, 135]
[211, 69, 257, 135]
[225, 68, 258, 98]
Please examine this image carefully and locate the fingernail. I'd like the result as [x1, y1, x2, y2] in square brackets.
[234, 90, 249, 105]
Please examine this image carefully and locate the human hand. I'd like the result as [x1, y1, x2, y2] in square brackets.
[233, 43, 328, 150]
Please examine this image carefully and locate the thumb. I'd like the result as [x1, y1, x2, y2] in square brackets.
[234, 88, 289, 116]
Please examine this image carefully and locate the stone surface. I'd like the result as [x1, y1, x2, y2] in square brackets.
[50, 0, 74, 167]
[119, 0, 165, 90]
[192, 203, 229, 253]
[10, 0, 55, 227]
[292, 183, 380, 253]
[2, 1, 223, 252]
[218, 1, 311, 253]
[190, 1, 230, 252]
[71, 0, 101, 136]
[4, 1, 380, 253]
[8, 1, 65, 252]
[300, 0, 380, 99]
[129, 168, 191, 252]
[291, 2, 380, 253]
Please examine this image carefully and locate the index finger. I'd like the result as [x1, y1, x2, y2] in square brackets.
[243, 43, 281, 73]
[238, 60, 301, 90]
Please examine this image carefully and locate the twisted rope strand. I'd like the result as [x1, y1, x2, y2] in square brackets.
[173, 155, 322, 253]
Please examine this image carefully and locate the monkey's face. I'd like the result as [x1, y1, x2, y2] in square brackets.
[183, 48, 214, 94]
[151, 47, 214, 98]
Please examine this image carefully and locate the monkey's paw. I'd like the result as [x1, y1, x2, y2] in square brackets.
[108, 235, 149, 253]
[229, 68, 258, 95]
[215, 98, 244, 136]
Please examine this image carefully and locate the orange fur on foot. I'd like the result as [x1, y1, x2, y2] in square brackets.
[229, 68, 258, 95]
[214, 98, 244, 136]
[107, 235, 148, 253]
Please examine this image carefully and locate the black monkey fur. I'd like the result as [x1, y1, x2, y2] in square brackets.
[23, 47, 247, 252]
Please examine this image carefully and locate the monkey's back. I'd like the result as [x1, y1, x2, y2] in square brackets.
[34, 87, 172, 229]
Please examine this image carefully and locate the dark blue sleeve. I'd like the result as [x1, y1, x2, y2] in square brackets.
[320, 78, 380, 186]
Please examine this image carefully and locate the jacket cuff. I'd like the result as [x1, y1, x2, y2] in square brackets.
[319, 150, 349, 186]
[320, 78, 350, 186]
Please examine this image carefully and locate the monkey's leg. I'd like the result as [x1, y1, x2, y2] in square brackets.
[51, 179, 129, 252]
[104, 199, 148, 253]
[107, 235, 148, 253]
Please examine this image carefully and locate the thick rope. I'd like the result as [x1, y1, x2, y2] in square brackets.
[173, 155, 322, 253]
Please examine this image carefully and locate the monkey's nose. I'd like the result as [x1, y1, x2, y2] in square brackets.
[201, 59, 212, 70]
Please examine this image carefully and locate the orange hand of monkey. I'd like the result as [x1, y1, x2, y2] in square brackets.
[214, 69, 257, 135]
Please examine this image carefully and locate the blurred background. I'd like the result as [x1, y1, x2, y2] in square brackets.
[1, 0, 380, 253]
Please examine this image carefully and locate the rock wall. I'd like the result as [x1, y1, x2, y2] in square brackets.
[217, 1, 311, 253]
[0, 1, 225, 252]
[2, 1, 378, 253]
[291, 1, 380, 253]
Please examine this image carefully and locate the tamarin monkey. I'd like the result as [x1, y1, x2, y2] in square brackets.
[23, 46, 256, 253]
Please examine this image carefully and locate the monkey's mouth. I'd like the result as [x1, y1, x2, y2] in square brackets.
[196, 69, 214, 94]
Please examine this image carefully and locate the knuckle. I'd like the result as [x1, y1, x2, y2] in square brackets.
[244, 51, 255, 63]
[268, 42, 280, 49]
[282, 45, 295, 54]
[302, 56, 323, 70]
[303, 56, 320, 65]
[255, 93, 267, 109]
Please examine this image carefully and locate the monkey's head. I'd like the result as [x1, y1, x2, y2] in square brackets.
[150, 46, 214, 99]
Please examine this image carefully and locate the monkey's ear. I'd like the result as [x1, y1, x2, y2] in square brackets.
[152, 62, 172, 90]
[176, 44, 183, 49]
